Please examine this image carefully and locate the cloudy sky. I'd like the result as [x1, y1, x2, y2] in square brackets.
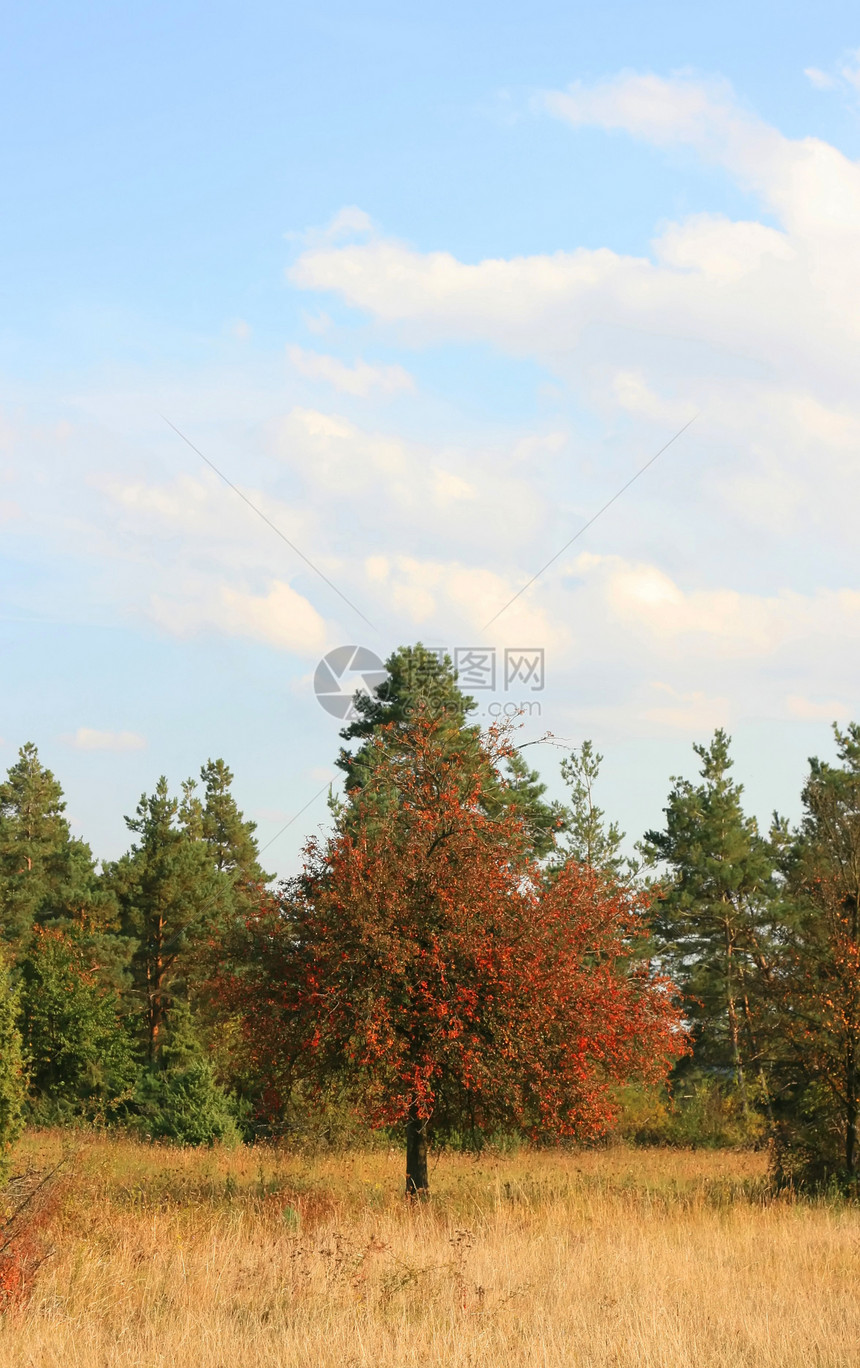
[3, 1, 860, 874]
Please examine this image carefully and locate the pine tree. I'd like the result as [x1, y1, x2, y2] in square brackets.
[184, 759, 270, 889]
[339, 643, 561, 857]
[108, 779, 232, 1063]
[766, 723, 860, 1185]
[559, 741, 629, 880]
[0, 743, 99, 951]
[641, 730, 775, 1109]
[20, 929, 136, 1122]
[338, 644, 479, 786]
[134, 1000, 241, 1147]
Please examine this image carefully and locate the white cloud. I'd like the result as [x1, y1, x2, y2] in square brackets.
[785, 694, 851, 721]
[805, 67, 836, 91]
[544, 71, 860, 241]
[286, 73, 860, 571]
[149, 578, 328, 655]
[324, 206, 374, 239]
[840, 51, 860, 93]
[640, 682, 731, 732]
[287, 345, 414, 396]
[805, 50, 860, 96]
[433, 469, 476, 504]
[542, 72, 746, 150]
[275, 406, 544, 546]
[297, 205, 374, 247]
[610, 370, 696, 425]
[375, 554, 568, 649]
[655, 214, 794, 281]
[569, 552, 860, 660]
[64, 728, 147, 752]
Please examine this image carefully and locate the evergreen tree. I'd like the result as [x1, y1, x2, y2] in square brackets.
[766, 724, 860, 1185]
[182, 759, 270, 891]
[202, 759, 268, 881]
[338, 644, 478, 784]
[339, 643, 561, 857]
[641, 730, 775, 1108]
[504, 749, 565, 860]
[0, 743, 100, 950]
[0, 956, 25, 1184]
[559, 741, 629, 880]
[107, 779, 232, 1063]
[20, 929, 137, 1122]
[134, 1001, 241, 1147]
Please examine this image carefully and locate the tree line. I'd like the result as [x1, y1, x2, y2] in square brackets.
[1, 644, 858, 1193]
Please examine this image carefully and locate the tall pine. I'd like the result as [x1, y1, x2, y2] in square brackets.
[767, 723, 860, 1184]
[0, 743, 99, 951]
[339, 643, 561, 856]
[108, 779, 231, 1062]
[182, 759, 270, 897]
[559, 741, 629, 880]
[642, 730, 775, 1109]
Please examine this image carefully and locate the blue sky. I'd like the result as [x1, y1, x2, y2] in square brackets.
[3, 2, 860, 873]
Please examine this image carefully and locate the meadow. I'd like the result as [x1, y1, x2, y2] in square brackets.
[1, 1133, 858, 1367]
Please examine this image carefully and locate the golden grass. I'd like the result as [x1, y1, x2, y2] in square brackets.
[1, 1132, 857, 1367]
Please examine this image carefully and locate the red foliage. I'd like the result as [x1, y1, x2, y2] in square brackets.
[0, 1235, 39, 1311]
[226, 716, 685, 1142]
[0, 1167, 61, 1312]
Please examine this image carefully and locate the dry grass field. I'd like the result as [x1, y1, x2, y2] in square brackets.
[1, 1132, 858, 1367]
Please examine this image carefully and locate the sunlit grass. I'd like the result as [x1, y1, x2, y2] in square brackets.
[1, 1131, 856, 1366]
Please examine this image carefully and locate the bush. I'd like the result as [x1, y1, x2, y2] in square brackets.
[132, 1005, 242, 1147]
[616, 1075, 767, 1149]
[135, 1060, 242, 1147]
[769, 1079, 860, 1194]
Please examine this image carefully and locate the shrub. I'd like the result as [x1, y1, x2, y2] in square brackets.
[135, 1060, 242, 1147]
[133, 1004, 242, 1147]
[616, 1075, 767, 1149]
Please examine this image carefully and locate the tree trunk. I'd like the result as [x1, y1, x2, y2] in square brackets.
[725, 922, 749, 1115]
[846, 1038, 857, 1178]
[405, 1103, 429, 1198]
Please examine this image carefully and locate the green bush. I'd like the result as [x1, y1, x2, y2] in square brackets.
[616, 1075, 767, 1149]
[135, 1059, 242, 1147]
[132, 1004, 242, 1147]
[768, 1079, 860, 1194]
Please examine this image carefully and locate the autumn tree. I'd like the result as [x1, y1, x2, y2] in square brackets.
[229, 716, 684, 1195]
